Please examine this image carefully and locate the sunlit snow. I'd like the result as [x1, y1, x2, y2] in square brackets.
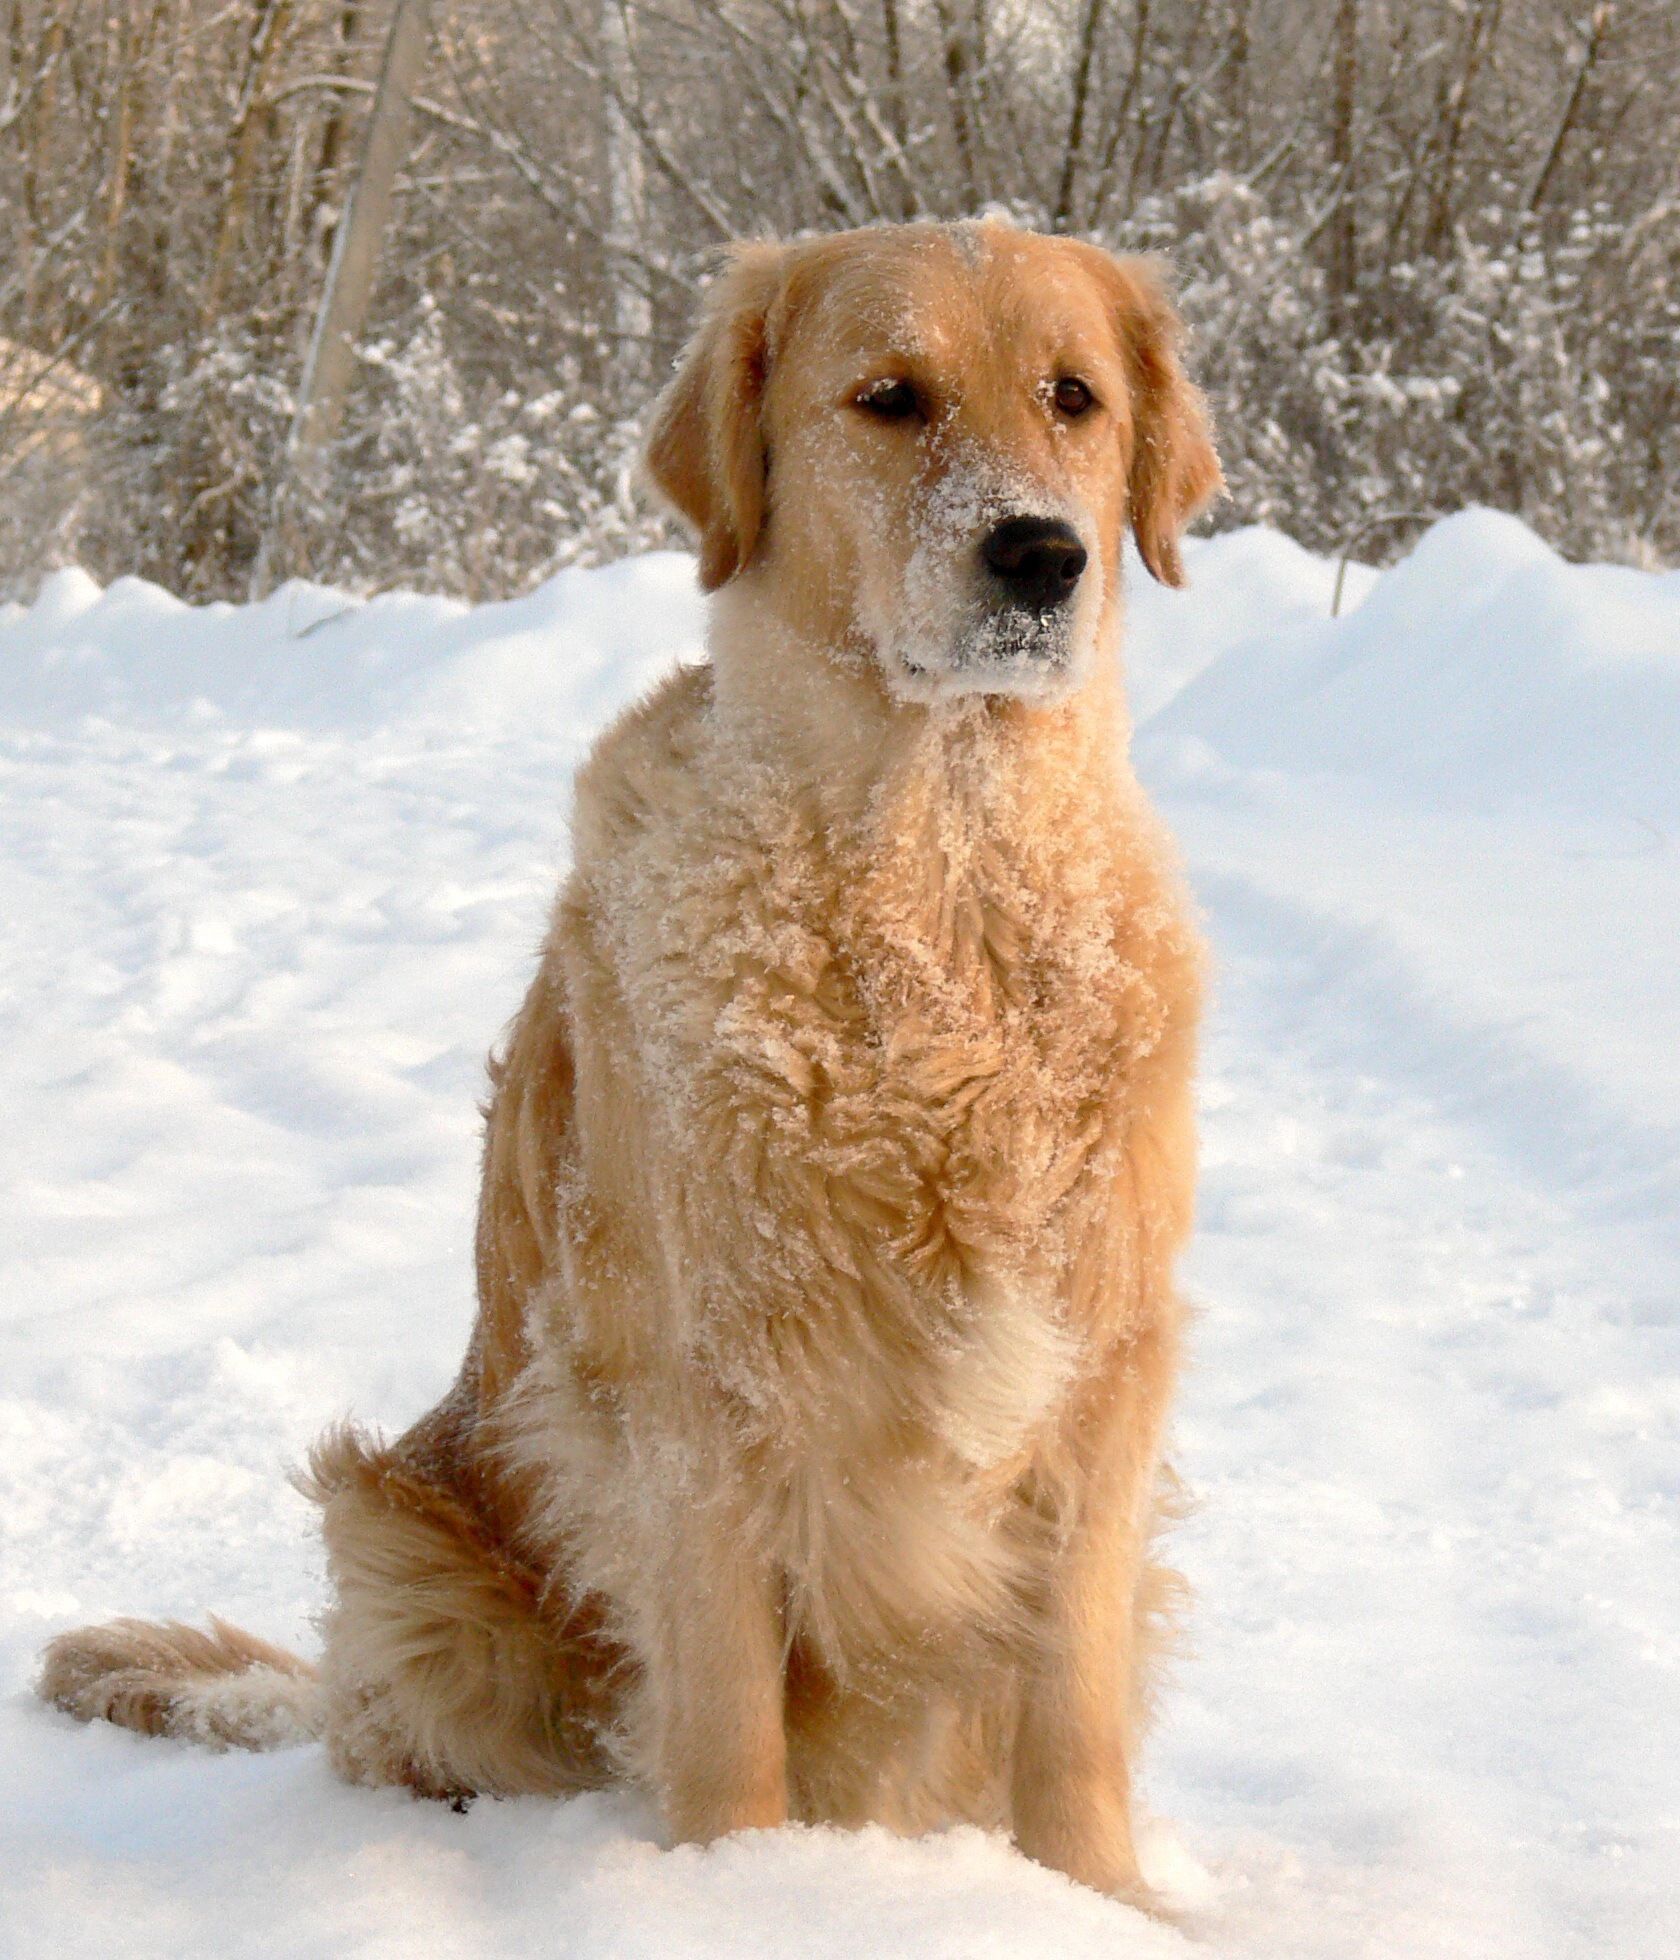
[2, 513, 1676, 1957]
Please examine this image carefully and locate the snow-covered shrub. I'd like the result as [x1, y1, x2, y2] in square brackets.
[303, 302, 669, 598]
[1109, 177, 1676, 567]
[4, 0, 1676, 598]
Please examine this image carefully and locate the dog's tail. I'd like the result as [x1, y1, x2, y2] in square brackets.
[38, 1615, 323, 1752]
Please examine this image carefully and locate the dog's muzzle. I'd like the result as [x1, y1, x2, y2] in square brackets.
[927, 514, 1090, 686]
[883, 499, 1100, 702]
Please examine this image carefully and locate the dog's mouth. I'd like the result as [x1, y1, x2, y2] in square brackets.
[961, 603, 1077, 674]
[899, 606, 1076, 695]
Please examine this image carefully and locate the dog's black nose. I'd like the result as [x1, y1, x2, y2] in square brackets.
[981, 516, 1088, 612]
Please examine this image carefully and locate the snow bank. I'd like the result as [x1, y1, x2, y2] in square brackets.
[1141, 508, 1680, 816]
[0, 552, 703, 736]
[2, 517, 1675, 1958]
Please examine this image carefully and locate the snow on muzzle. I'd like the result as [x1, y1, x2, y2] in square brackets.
[863, 463, 1106, 706]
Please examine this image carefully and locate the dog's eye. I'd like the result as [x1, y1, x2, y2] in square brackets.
[1052, 377, 1095, 418]
[856, 379, 921, 422]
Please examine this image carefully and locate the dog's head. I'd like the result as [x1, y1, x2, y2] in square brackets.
[645, 220, 1220, 707]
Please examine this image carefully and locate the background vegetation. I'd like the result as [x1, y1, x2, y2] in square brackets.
[3, 0, 1676, 600]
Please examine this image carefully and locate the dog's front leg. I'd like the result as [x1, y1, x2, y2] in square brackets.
[1011, 1317, 1176, 1906]
[646, 1511, 789, 1844]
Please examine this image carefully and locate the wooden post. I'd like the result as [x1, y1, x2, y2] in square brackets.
[251, 0, 432, 598]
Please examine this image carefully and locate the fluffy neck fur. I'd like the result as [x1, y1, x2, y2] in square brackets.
[705, 567, 1138, 856]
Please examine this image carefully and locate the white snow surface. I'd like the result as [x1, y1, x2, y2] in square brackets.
[2, 509, 1676, 1956]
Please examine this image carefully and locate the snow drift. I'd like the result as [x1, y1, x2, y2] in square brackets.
[1144, 508, 1680, 816]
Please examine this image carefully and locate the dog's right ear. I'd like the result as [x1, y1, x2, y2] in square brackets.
[643, 243, 789, 591]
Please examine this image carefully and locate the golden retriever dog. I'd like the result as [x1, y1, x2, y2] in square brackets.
[40, 216, 1220, 1910]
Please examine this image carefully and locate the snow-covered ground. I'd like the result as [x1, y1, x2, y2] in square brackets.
[2, 511, 1675, 1958]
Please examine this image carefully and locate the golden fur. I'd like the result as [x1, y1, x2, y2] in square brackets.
[40, 217, 1220, 1909]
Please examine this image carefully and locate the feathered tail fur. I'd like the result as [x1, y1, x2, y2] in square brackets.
[37, 1614, 322, 1752]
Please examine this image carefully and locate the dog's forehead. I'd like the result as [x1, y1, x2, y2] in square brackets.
[783, 227, 1115, 371]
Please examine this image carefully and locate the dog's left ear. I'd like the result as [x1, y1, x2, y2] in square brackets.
[1077, 247, 1223, 588]
[643, 242, 789, 591]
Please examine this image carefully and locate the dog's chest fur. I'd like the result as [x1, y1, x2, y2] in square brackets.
[569, 674, 1188, 1493]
